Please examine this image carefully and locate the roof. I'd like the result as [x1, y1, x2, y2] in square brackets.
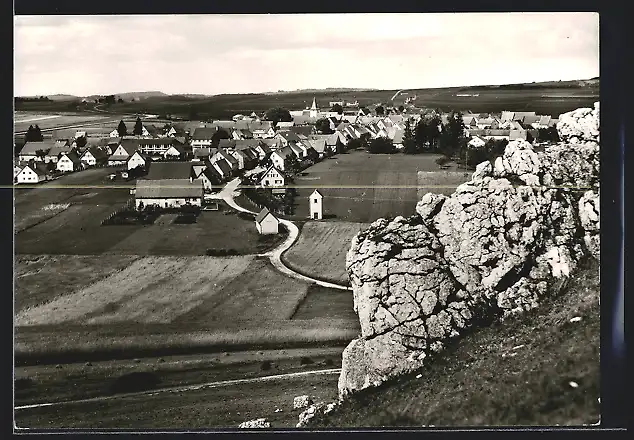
[292, 115, 319, 126]
[135, 179, 203, 199]
[273, 146, 294, 159]
[146, 161, 193, 180]
[262, 164, 285, 178]
[522, 115, 541, 125]
[218, 139, 237, 150]
[20, 140, 56, 156]
[46, 143, 74, 157]
[137, 138, 176, 146]
[60, 150, 81, 164]
[202, 167, 223, 186]
[81, 146, 108, 161]
[191, 127, 218, 140]
[233, 139, 264, 150]
[255, 207, 277, 224]
[193, 147, 212, 158]
[289, 143, 304, 156]
[213, 158, 232, 176]
[391, 129, 404, 144]
[215, 149, 238, 166]
[211, 121, 237, 130]
[119, 138, 140, 155]
[311, 189, 323, 198]
[276, 121, 295, 128]
[289, 126, 315, 136]
[20, 163, 48, 177]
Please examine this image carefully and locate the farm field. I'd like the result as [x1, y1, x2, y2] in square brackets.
[15, 369, 340, 429]
[291, 150, 470, 223]
[282, 221, 370, 286]
[14, 112, 116, 133]
[14, 255, 360, 362]
[292, 285, 358, 321]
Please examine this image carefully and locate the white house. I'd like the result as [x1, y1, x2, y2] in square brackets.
[79, 147, 107, 167]
[108, 139, 139, 166]
[190, 127, 217, 152]
[270, 146, 294, 171]
[259, 165, 286, 188]
[255, 207, 279, 235]
[127, 151, 147, 170]
[109, 128, 121, 138]
[56, 151, 82, 172]
[135, 179, 203, 210]
[468, 136, 486, 149]
[309, 189, 323, 220]
[16, 164, 48, 184]
[14, 164, 22, 179]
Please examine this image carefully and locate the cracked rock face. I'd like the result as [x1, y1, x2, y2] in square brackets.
[556, 102, 600, 143]
[238, 418, 271, 428]
[338, 105, 600, 399]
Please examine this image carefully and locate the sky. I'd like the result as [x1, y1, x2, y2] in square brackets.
[14, 13, 599, 97]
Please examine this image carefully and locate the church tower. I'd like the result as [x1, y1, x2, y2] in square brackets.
[310, 97, 319, 118]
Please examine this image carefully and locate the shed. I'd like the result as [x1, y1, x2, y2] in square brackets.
[255, 207, 279, 235]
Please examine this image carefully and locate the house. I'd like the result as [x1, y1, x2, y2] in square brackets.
[210, 148, 239, 173]
[500, 111, 515, 122]
[467, 136, 486, 149]
[191, 127, 219, 151]
[80, 147, 108, 167]
[462, 116, 478, 127]
[391, 129, 405, 149]
[309, 189, 323, 220]
[75, 131, 87, 139]
[270, 146, 295, 171]
[521, 115, 541, 126]
[509, 127, 528, 141]
[56, 151, 82, 172]
[18, 140, 55, 162]
[135, 179, 204, 209]
[127, 151, 147, 170]
[136, 138, 179, 157]
[289, 125, 316, 137]
[44, 142, 75, 163]
[211, 158, 233, 180]
[512, 111, 537, 122]
[306, 135, 329, 158]
[259, 165, 286, 188]
[195, 166, 223, 193]
[15, 163, 49, 184]
[146, 161, 195, 180]
[14, 164, 22, 179]
[276, 121, 295, 130]
[192, 147, 212, 162]
[109, 128, 122, 138]
[108, 139, 139, 166]
[255, 207, 279, 235]
[254, 142, 272, 161]
[230, 150, 249, 170]
[288, 142, 305, 160]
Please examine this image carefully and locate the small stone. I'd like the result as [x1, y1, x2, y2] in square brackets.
[569, 316, 582, 323]
[512, 344, 525, 351]
[416, 374, 422, 379]
[569, 381, 579, 388]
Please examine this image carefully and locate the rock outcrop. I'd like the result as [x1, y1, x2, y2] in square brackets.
[238, 418, 271, 428]
[338, 104, 600, 399]
[296, 401, 339, 427]
[293, 395, 314, 410]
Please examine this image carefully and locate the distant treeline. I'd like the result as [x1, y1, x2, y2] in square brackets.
[15, 96, 53, 103]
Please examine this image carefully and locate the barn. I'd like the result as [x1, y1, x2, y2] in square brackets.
[135, 179, 204, 210]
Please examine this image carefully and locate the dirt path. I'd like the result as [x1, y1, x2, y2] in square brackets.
[15, 368, 341, 411]
[208, 179, 351, 291]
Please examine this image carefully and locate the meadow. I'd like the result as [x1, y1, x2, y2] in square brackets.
[290, 150, 469, 223]
[282, 221, 370, 286]
[14, 112, 116, 133]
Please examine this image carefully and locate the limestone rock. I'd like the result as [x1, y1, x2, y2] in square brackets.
[296, 402, 326, 427]
[238, 418, 271, 428]
[338, 105, 601, 399]
[293, 395, 314, 410]
[556, 102, 600, 143]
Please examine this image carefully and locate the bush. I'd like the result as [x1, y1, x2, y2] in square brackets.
[260, 360, 272, 371]
[435, 156, 451, 166]
[109, 372, 161, 394]
[300, 356, 314, 365]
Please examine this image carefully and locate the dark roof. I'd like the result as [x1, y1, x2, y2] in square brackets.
[202, 167, 223, 186]
[20, 140, 56, 156]
[81, 146, 108, 161]
[192, 127, 218, 140]
[311, 189, 323, 198]
[234, 139, 264, 150]
[289, 143, 304, 156]
[211, 121, 237, 130]
[136, 179, 203, 199]
[255, 207, 277, 224]
[60, 150, 81, 164]
[137, 138, 176, 146]
[146, 161, 193, 180]
[119, 138, 140, 155]
[193, 148, 212, 158]
[213, 158, 232, 176]
[215, 149, 238, 167]
[46, 143, 74, 157]
[289, 126, 315, 137]
[218, 139, 237, 150]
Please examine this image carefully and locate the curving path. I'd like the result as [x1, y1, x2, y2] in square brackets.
[208, 178, 352, 291]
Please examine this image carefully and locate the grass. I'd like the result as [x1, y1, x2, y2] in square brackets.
[14, 255, 360, 364]
[291, 151, 470, 223]
[282, 221, 369, 286]
[291, 285, 358, 321]
[416, 170, 473, 198]
[310, 258, 600, 427]
[14, 113, 114, 133]
[14, 254, 141, 313]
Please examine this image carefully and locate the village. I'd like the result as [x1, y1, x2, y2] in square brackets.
[14, 96, 561, 235]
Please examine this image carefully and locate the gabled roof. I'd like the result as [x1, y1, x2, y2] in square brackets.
[210, 121, 237, 130]
[273, 146, 295, 159]
[46, 143, 74, 157]
[257, 142, 273, 153]
[135, 179, 202, 199]
[20, 140, 56, 156]
[202, 166, 223, 186]
[146, 161, 193, 180]
[277, 131, 302, 142]
[311, 189, 323, 198]
[255, 207, 277, 224]
[215, 149, 239, 166]
[522, 115, 541, 125]
[289, 142, 304, 156]
[20, 163, 48, 177]
[59, 150, 81, 164]
[213, 158, 232, 176]
[233, 139, 264, 150]
[241, 148, 259, 161]
[119, 138, 140, 155]
[218, 139, 237, 150]
[292, 115, 318, 126]
[262, 164, 285, 179]
[81, 146, 108, 161]
[289, 125, 315, 137]
[193, 147, 212, 158]
[191, 127, 218, 140]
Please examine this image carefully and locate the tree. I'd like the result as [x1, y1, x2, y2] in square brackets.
[402, 119, 418, 154]
[367, 137, 396, 154]
[439, 111, 466, 158]
[75, 136, 87, 149]
[286, 154, 300, 174]
[375, 105, 385, 116]
[211, 129, 230, 147]
[133, 117, 144, 136]
[265, 107, 292, 126]
[398, 105, 405, 113]
[360, 107, 370, 116]
[117, 120, 128, 137]
[26, 124, 44, 142]
[105, 95, 116, 105]
[330, 103, 343, 114]
[315, 118, 334, 134]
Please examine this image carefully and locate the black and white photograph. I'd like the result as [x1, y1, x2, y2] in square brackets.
[13, 12, 602, 430]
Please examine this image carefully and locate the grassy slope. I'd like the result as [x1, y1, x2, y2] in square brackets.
[311, 258, 600, 427]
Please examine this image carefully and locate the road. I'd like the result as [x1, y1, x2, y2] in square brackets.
[209, 178, 352, 291]
[15, 368, 341, 411]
